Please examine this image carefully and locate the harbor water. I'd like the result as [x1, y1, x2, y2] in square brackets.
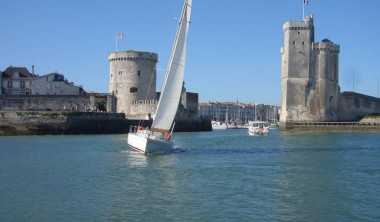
[1, 129, 380, 221]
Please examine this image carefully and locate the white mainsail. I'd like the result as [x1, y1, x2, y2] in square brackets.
[128, 0, 192, 154]
[151, 0, 192, 133]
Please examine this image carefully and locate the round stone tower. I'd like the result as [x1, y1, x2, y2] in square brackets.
[108, 50, 158, 114]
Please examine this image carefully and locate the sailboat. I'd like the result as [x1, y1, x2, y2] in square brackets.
[127, 0, 192, 154]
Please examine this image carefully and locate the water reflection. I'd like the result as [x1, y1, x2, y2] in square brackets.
[124, 150, 179, 168]
[126, 151, 148, 168]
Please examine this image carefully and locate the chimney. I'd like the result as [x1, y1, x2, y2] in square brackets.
[32, 65, 35, 75]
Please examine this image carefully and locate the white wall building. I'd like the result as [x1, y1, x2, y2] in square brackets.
[1, 67, 34, 95]
[32, 73, 84, 95]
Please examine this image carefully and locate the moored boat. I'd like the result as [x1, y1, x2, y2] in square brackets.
[212, 121, 228, 130]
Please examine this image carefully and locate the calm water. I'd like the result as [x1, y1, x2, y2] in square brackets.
[1, 129, 380, 221]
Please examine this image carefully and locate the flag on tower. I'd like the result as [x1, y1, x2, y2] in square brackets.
[304, 0, 309, 6]
[117, 32, 124, 39]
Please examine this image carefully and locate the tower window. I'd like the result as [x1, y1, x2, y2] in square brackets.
[137, 71, 141, 76]
[293, 41, 296, 45]
[130, 87, 138, 93]
[302, 41, 304, 45]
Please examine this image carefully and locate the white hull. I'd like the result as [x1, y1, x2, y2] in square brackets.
[247, 121, 269, 136]
[211, 121, 227, 130]
[212, 124, 228, 130]
[248, 127, 269, 136]
[128, 132, 173, 154]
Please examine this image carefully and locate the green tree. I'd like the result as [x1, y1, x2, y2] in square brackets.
[95, 100, 106, 112]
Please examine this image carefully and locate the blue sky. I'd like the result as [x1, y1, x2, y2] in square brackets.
[1, 0, 380, 105]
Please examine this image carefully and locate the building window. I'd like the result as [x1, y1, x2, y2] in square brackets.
[293, 41, 296, 45]
[20, 81, 25, 88]
[130, 87, 138, 93]
[119, 71, 122, 75]
[8, 81, 12, 88]
[137, 71, 140, 76]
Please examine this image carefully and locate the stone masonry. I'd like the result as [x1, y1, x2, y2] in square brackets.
[108, 50, 158, 115]
[280, 15, 380, 129]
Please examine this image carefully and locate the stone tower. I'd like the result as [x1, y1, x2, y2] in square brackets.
[280, 16, 340, 128]
[108, 50, 158, 114]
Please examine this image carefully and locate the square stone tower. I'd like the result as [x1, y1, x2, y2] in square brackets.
[280, 15, 340, 129]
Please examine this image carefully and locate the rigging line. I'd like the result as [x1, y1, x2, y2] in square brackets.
[138, 67, 157, 127]
[152, 0, 183, 109]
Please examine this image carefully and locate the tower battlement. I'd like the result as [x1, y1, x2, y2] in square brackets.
[283, 23, 312, 31]
[108, 50, 158, 62]
[283, 16, 313, 32]
[313, 41, 340, 53]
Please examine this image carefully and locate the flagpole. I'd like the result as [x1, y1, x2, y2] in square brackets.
[303, 0, 305, 19]
[116, 33, 118, 52]
[115, 32, 124, 52]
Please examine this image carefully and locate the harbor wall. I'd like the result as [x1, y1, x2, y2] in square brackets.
[0, 95, 116, 112]
[282, 121, 380, 132]
[0, 111, 129, 135]
[337, 92, 380, 121]
[0, 111, 212, 136]
[0, 92, 212, 135]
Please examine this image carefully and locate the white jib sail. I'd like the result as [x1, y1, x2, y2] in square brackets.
[151, 0, 192, 132]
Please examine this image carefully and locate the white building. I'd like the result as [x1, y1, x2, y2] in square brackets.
[1, 66, 35, 95]
[199, 101, 279, 125]
[1, 66, 84, 96]
[32, 72, 85, 95]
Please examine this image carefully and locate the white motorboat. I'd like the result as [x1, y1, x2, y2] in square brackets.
[248, 121, 269, 136]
